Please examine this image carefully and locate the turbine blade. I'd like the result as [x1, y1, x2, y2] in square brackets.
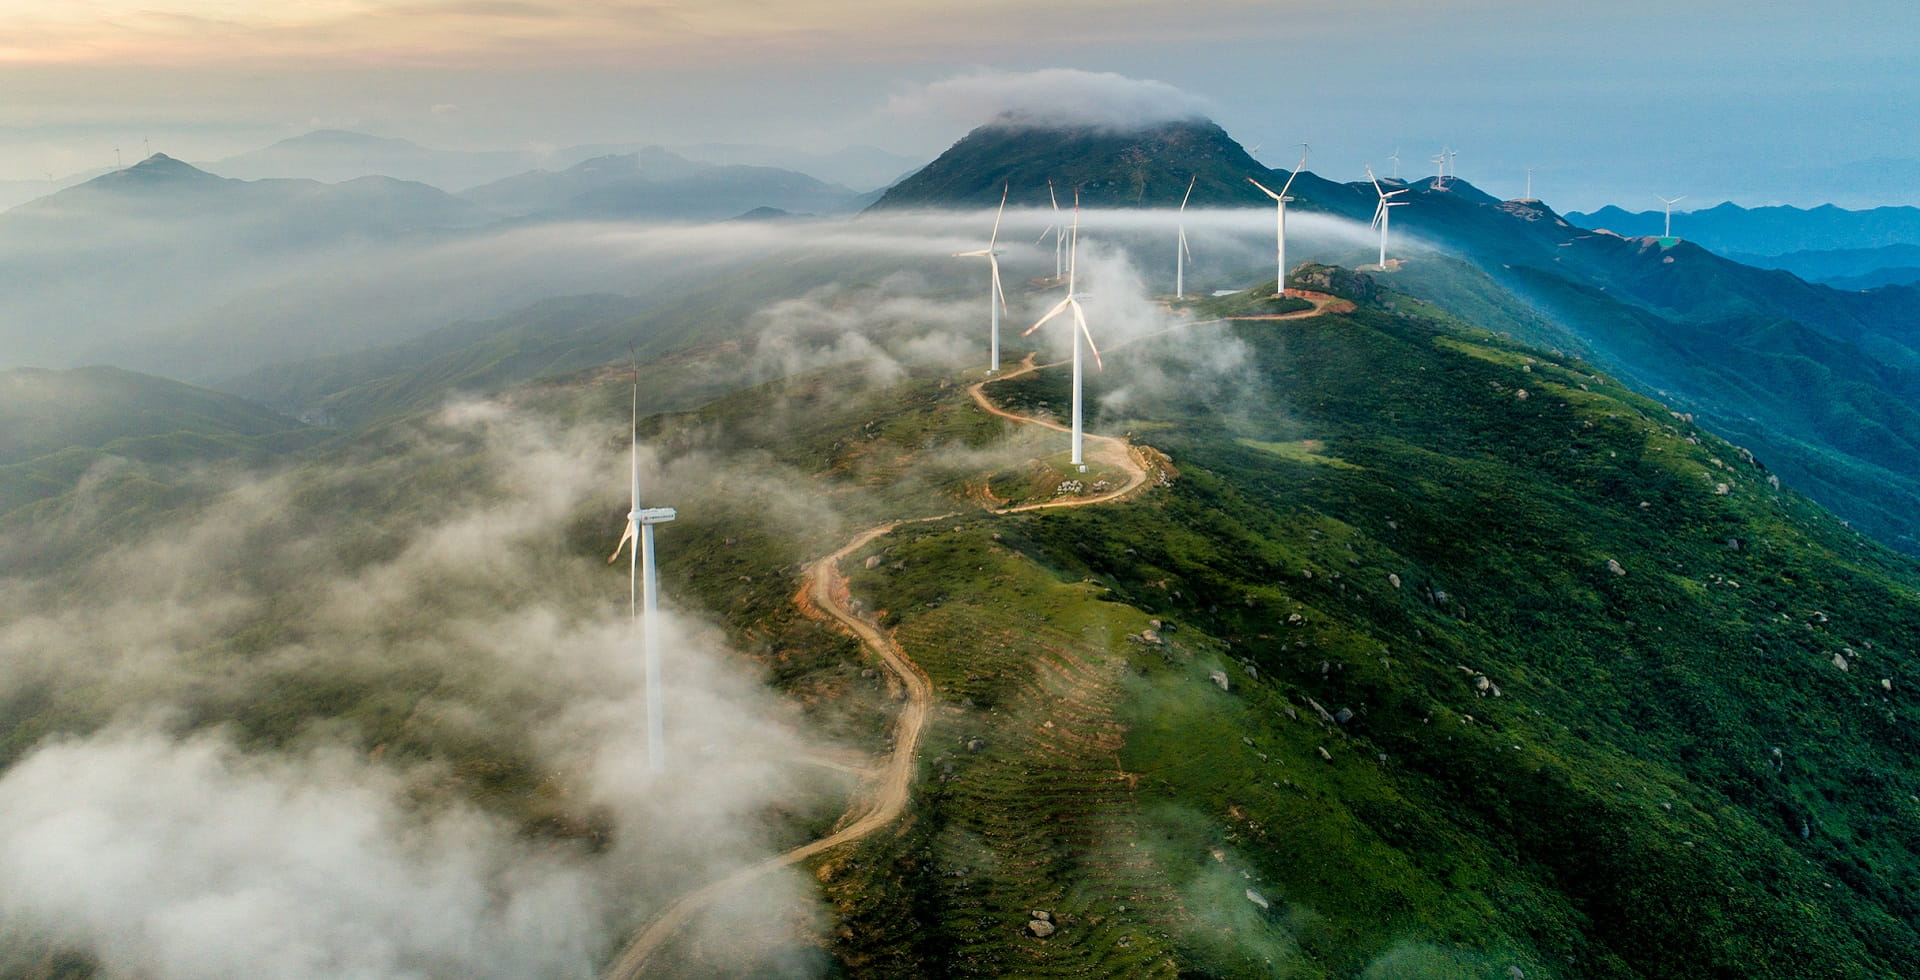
[609, 522, 636, 564]
[990, 257, 1006, 312]
[1072, 303, 1103, 370]
[1179, 174, 1196, 211]
[1247, 177, 1282, 201]
[1036, 224, 1055, 244]
[1279, 167, 1299, 198]
[989, 183, 1008, 248]
[1025, 298, 1072, 336]
[1049, 180, 1060, 213]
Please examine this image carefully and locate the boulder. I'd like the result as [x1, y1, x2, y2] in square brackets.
[1026, 919, 1056, 938]
[1607, 559, 1627, 576]
[1209, 670, 1231, 691]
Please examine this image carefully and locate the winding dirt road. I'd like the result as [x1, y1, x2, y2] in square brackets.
[603, 293, 1339, 976]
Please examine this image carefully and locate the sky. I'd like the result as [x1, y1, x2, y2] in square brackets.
[3, 0, 1918, 210]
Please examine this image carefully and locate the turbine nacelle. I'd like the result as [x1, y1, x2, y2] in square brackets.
[636, 506, 677, 525]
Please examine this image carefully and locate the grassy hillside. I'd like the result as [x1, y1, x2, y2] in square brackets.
[0, 365, 326, 523]
[803, 274, 1920, 978]
[8, 251, 1920, 977]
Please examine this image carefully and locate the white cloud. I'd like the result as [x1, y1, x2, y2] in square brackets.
[886, 68, 1212, 132]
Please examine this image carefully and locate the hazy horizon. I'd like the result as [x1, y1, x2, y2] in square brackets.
[3, 2, 1917, 212]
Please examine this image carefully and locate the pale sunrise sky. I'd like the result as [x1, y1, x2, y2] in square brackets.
[3, 0, 1916, 209]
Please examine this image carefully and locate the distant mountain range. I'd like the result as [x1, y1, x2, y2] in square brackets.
[0, 149, 886, 378]
[459, 149, 872, 221]
[0, 154, 497, 371]
[1567, 201, 1920, 256]
[200, 129, 920, 194]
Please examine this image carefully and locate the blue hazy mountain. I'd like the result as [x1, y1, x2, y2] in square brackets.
[0, 155, 496, 372]
[1726, 243, 1920, 289]
[459, 150, 867, 221]
[1568, 201, 1920, 256]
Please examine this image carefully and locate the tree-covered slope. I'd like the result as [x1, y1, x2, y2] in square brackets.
[868, 119, 1352, 212]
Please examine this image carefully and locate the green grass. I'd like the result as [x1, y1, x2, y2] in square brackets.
[812, 285, 1920, 977]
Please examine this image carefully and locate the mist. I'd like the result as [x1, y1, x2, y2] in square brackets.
[0, 397, 856, 978]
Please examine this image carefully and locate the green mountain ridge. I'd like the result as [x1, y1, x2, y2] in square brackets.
[8, 265, 1920, 978]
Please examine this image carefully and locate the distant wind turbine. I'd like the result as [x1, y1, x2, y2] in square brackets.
[1656, 194, 1686, 238]
[1390, 147, 1401, 180]
[955, 183, 1010, 372]
[1023, 191, 1103, 470]
[1034, 181, 1065, 282]
[608, 373, 677, 773]
[114, 147, 121, 169]
[1247, 143, 1263, 161]
[1368, 164, 1410, 268]
[1246, 146, 1307, 297]
[1525, 168, 1535, 201]
[1174, 175, 1196, 299]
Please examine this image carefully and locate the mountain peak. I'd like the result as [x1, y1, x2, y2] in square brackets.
[870, 116, 1276, 210]
[88, 153, 226, 189]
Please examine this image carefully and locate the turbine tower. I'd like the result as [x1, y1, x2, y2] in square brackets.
[1175, 175, 1196, 299]
[1656, 194, 1686, 238]
[1368, 164, 1410, 268]
[1247, 146, 1306, 298]
[954, 183, 1010, 371]
[608, 375, 677, 773]
[1023, 191, 1103, 470]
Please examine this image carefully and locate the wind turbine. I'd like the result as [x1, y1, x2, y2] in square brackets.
[1390, 147, 1402, 180]
[1368, 164, 1410, 268]
[1525, 168, 1535, 201]
[1035, 181, 1065, 282]
[955, 183, 1010, 371]
[1023, 191, 1103, 470]
[1174, 175, 1196, 299]
[1656, 194, 1686, 238]
[608, 373, 677, 774]
[1246, 147, 1306, 297]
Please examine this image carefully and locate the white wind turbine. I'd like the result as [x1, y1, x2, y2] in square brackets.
[1368, 164, 1410, 268]
[608, 374, 678, 774]
[1174, 175, 1196, 299]
[955, 183, 1010, 371]
[1023, 191, 1103, 470]
[1035, 181, 1065, 282]
[1656, 194, 1686, 238]
[1247, 146, 1307, 297]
